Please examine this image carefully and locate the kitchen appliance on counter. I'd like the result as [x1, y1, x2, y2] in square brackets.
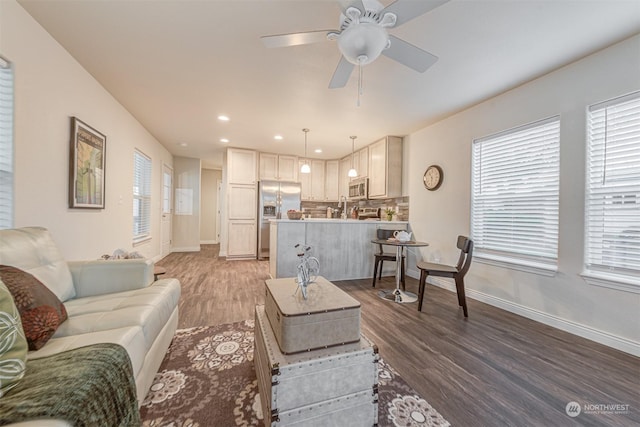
[358, 207, 380, 220]
[258, 180, 302, 260]
[348, 177, 368, 200]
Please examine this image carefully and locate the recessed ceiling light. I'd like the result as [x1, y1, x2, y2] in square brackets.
[274, 135, 283, 140]
[314, 148, 322, 153]
[178, 142, 188, 147]
[217, 115, 230, 122]
[220, 138, 229, 143]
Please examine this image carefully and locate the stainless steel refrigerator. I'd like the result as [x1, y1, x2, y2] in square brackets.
[258, 180, 301, 259]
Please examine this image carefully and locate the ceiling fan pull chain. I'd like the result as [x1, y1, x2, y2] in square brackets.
[357, 61, 363, 107]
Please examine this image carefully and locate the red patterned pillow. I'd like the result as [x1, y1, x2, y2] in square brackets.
[0, 265, 68, 350]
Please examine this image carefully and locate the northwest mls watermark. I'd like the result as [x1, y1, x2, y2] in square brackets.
[565, 401, 631, 417]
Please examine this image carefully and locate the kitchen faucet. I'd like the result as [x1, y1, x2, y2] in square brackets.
[339, 196, 348, 219]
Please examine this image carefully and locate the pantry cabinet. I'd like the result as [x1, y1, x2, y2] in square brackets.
[225, 148, 258, 259]
[368, 136, 403, 199]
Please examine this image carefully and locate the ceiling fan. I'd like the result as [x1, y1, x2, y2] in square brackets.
[261, 0, 449, 89]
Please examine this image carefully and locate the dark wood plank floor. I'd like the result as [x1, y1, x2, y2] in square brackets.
[158, 245, 639, 426]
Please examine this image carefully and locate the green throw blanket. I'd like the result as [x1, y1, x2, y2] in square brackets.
[0, 343, 140, 426]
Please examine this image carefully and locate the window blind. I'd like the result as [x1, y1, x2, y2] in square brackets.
[471, 116, 560, 268]
[585, 91, 640, 282]
[0, 57, 13, 230]
[133, 150, 152, 240]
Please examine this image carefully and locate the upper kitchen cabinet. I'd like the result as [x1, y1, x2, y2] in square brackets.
[368, 136, 403, 199]
[259, 153, 298, 181]
[339, 156, 351, 199]
[299, 159, 326, 201]
[324, 160, 339, 201]
[358, 146, 368, 178]
[227, 148, 257, 185]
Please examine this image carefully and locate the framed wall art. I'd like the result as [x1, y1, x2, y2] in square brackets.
[69, 117, 106, 209]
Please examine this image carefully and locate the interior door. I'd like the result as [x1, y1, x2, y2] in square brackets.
[161, 164, 173, 257]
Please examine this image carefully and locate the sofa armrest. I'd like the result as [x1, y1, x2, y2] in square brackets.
[67, 259, 155, 298]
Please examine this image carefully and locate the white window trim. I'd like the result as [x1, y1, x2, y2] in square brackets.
[0, 55, 14, 230]
[471, 115, 561, 274]
[583, 91, 640, 291]
[133, 149, 152, 243]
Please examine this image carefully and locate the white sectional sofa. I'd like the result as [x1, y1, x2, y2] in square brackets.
[0, 226, 180, 422]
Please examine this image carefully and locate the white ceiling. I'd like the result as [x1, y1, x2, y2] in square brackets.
[18, 0, 640, 169]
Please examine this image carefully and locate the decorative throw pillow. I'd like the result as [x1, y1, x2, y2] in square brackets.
[0, 279, 28, 397]
[0, 265, 68, 351]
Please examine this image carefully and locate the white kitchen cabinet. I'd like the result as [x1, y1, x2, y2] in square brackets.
[278, 155, 298, 181]
[339, 156, 351, 199]
[324, 160, 339, 201]
[260, 153, 298, 181]
[227, 220, 257, 257]
[298, 159, 325, 201]
[259, 153, 278, 180]
[228, 148, 257, 185]
[228, 184, 257, 220]
[310, 160, 325, 201]
[368, 136, 403, 199]
[358, 146, 368, 178]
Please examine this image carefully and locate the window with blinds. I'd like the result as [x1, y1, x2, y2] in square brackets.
[0, 57, 13, 230]
[585, 91, 640, 286]
[133, 150, 152, 241]
[471, 116, 560, 271]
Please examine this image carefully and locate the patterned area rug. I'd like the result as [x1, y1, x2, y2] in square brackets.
[140, 320, 450, 427]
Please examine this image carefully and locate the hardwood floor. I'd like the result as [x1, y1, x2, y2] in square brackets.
[158, 245, 639, 426]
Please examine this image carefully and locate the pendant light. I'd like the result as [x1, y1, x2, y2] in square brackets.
[300, 128, 311, 174]
[348, 135, 358, 177]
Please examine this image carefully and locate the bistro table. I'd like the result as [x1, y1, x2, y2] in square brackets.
[371, 238, 429, 303]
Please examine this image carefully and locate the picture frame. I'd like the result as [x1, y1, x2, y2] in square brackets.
[69, 117, 106, 209]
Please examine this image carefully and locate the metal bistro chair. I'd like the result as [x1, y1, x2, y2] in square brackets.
[416, 236, 473, 317]
[372, 228, 405, 290]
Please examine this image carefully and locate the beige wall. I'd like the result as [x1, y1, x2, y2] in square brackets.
[1, 0, 173, 261]
[407, 35, 640, 355]
[201, 168, 222, 243]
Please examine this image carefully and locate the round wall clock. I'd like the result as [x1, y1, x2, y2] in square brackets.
[423, 165, 443, 191]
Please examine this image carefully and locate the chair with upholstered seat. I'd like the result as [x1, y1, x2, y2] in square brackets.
[372, 228, 405, 290]
[416, 236, 473, 317]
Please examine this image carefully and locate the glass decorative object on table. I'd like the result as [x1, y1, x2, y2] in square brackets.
[294, 244, 320, 299]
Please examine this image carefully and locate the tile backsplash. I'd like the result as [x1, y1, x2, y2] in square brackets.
[301, 196, 409, 220]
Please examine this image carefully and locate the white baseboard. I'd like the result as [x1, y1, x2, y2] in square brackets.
[200, 240, 219, 244]
[410, 270, 639, 357]
[171, 246, 201, 252]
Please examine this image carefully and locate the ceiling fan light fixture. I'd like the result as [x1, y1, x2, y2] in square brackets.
[337, 23, 389, 66]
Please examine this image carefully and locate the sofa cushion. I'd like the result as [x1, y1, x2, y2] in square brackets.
[0, 279, 28, 397]
[56, 279, 180, 352]
[0, 265, 68, 351]
[0, 227, 75, 302]
[28, 326, 147, 378]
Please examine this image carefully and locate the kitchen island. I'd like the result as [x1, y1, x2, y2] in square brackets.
[269, 219, 409, 281]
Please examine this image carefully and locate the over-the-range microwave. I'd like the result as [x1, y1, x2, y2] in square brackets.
[348, 178, 368, 200]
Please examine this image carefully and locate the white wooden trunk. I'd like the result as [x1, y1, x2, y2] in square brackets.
[254, 305, 378, 426]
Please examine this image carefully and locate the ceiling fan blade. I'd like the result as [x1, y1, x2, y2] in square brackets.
[382, 35, 438, 73]
[329, 56, 355, 89]
[261, 30, 335, 48]
[381, 0, 450, 27]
